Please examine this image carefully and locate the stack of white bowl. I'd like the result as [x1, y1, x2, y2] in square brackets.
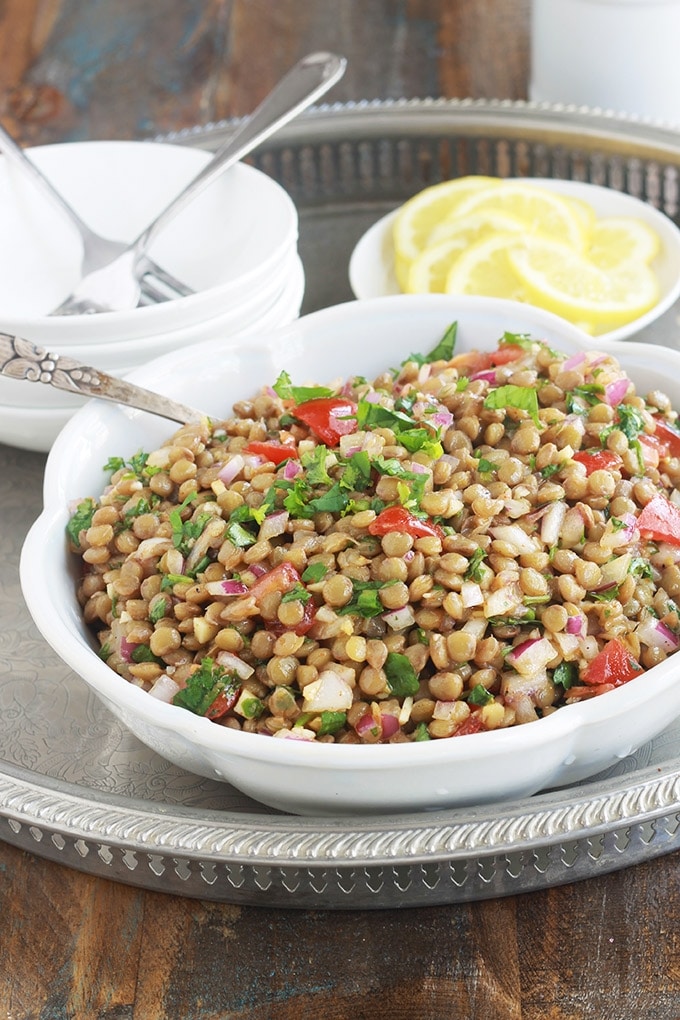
[0, 139, 305, 452]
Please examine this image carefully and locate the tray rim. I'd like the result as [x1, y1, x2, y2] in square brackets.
[4, 98, 680, 901]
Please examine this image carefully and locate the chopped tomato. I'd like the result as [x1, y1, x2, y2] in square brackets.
[581, 639, 643, 687]
[244, 440, 299, 464]
[248, 562, 301, 600]
[368, 505, 444, 541]
[488, 345, 526, 366]
[452, 711, 485, 736]
[638, 434, 666, 469]
[653, 418, 680, 458]
[572, 450, 624, 476]
[206, 684, 241, 719]
[448, 345, 524, 376]
[637, 494, 680, 546]
[292, 397, 357, 446]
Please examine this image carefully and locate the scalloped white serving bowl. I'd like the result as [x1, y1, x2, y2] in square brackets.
[348, 178, 680, 344]
[20, 294, 680, 816]
[0, 140, 298, 343]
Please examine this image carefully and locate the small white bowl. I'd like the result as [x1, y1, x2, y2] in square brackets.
[0, 256, 306, 449]
[348, 179, 680, 344]
[20, 294, 680, 816]
[0, 140, 298, 342]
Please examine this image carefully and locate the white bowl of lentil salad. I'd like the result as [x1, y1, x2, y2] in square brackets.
[20, 295, 680, 816]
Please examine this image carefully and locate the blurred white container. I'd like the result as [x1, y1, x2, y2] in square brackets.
[530, 0, 680, 125]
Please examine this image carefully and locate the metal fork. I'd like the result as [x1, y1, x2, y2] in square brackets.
[50, 51, 346, 316]
[0, 123, 195, 309]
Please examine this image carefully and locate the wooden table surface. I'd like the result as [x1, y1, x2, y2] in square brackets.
[1, 2, 679, 1018]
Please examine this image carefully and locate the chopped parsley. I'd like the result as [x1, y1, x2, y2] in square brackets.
[467, 684, 495, 706]
[172, 657, 240, 716]
[272, 369, 334, 404]
[337, 579, 399, 619]
[383, 651, 420, 697]
[66, 497, 97, 548]
[464, 547, 487, 582]
[317, 711, 347, 736]
[484, 385, 541, 427]
[402, 321, 457, 367]
[301, 562, 329, 583]
[553, 661, 578, 689]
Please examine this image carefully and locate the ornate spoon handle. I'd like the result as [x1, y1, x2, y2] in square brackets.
[0, 333, 204, 425]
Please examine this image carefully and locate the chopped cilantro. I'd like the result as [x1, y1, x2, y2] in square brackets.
[172, 657, 240, 716]
[414, 722, 431, 741]
[483, 384, 541, 426]
[130, 644, 162, 664]
[280, 583, 312, 605]
[401, 322, 457, 367]
[553, 661, 578, 689]
[66, 497, 97, 548]
[467, 684, 494, 706]
[337, 579, 398, 618]
[629, 557, 653, 579]
[464, 547, 487, 582]
[540, 463, 562, 478]
[301, 445, 334, 486]
[318, 710, 347, 736]
[272, 369, 334, 404]
[383, 651, 420, 697]
[226, 521, 257, 548]
[301, 562, 329, 583]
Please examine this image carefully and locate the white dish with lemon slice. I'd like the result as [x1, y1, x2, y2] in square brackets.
[348, 178, 680, 344]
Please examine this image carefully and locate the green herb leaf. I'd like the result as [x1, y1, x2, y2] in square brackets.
[484, 384, 541, 426]
[66, 497, 97, 548]
[383, 651, 420, 697]
[318, 710, 347, 736]
[553, 661, 578, 689]
[272, 369, 334, 404]
[464, 547, 487, 582]
[301, 562, 329, 583]
[414, 722, 431, 741]
[280, 583, 312, 605]
[172, 657, 240, 716]
[403, 322, 458, 367]
[468, 684, 494, 706]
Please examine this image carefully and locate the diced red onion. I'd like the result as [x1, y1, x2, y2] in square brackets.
[302, 671, 354, 712]
[355, 711, 381, 739]
[363, 391, 382, 404]
[507, 636, 557, 676]
[380, 713, 400, 740]
[273, 727, 317, 741]
[562, 352, 586, 371]
[120, 637, 137, 663]
[409, 461, 429, 474]
[491, 524, 538, 555]
[283, 459, 302, 480]
[432, 409, 454, 429]
[470, 369, 497, 384]
[382, 605, 416, 630]
[604, 378, 630, 406]
[249, 563, 268, 577]
[259, 510, 289, 541]
[215, 650, 255, 679]
[461, 581, 484, 608]
[566, 613, 586, 636]
[598, 553, 632, 587]
[218, 454, 245, 485]
[148, 675, 181, 703]
[540, 501, 567, 546]
[205, 579, 249, 597]
[636, 617, 680, 653]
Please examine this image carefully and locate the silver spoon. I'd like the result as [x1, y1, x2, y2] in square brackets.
[0, 332, 204, 425]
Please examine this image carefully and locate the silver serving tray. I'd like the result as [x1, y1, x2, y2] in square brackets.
[3, 99, 680, 908]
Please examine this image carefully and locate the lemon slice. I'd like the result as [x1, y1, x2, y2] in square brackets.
[587, 216, 661, 269]
[508, 237, 660, 326]
[392, 176, 501, 267]
[453, 182, 588, 250]
[444, 233, 527, 301]
[405, 211, 526, 293]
